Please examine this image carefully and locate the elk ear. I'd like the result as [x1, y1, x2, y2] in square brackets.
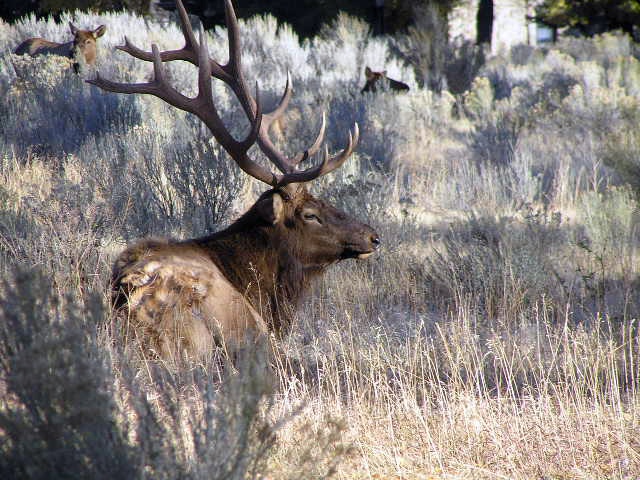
[69, 22, 78, 35]
[254, 192, 284, 225]
[364, 66, 373, 79]
[94, 25, 107, 38]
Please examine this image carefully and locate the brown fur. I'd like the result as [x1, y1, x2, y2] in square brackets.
[361, 66, 410, 94]
[112, 184, 379, 360]
[14, 23, 106, 71]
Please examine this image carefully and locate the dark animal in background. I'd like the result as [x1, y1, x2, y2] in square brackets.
[361, 66, 410, 93]
[88, 0, 380, 361]
[14, 23, 107, 72]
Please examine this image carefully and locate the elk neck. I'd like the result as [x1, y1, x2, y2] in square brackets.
[188, 206, 324, 332]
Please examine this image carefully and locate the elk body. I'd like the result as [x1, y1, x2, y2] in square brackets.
[15, 23, 106, 72]
[89, 0, 380, 361]
[361, 66, 410, 94]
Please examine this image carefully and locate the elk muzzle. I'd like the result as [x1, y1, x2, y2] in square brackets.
[341, 225, 381, 260]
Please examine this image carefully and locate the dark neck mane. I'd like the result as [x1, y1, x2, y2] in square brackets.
[187, 211, 325, 332]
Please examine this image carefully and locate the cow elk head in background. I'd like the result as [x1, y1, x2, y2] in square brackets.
[88, 0, 380, 362]
[361, 66, 410, 94]
[14, 22, 107, 72]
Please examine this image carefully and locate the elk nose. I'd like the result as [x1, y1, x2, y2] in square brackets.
[371, 235, 381, 249]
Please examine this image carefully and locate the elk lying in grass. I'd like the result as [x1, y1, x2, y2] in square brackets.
[15, 23, 107, 72]
[361, 66, 409, 94]
[88, 0, 380, 361]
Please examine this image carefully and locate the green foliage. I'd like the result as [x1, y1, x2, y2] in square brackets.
[537, 0, 640, 35]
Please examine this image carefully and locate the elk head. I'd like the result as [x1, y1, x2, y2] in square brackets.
[243, 183, 380, 266]
[70, 22, 106, 69]
[361, 66, 410, 94]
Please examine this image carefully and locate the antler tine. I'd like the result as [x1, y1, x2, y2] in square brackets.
[291, 111, 326, 166]
[151, 44, 166, 83]
[255, 73, 295, 173]
[175, 0, 198, 51]
[117, 0, 228, 80]
[147, 43, 200, 112]
[261, 72, 323, 164]
[224, 0, 242, 76]
[86, 43, 187, 103]
[117, 36, 195, 64]
[274, 123, 359, 187]
[261, 71, 292, 131]
[255, 74, 327, 173]
[196, 30, 213, 103]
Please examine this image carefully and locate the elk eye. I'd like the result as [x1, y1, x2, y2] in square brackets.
[303, 212, 321, 224]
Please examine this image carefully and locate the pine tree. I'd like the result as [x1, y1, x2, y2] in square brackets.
[536, 0, 640, 36]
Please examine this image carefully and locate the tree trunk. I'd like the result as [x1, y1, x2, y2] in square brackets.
[476, 0, 493, 45]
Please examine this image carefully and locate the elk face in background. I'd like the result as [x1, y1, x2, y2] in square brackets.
[14, 23, 107, 73]
[70, 23, 107, 71]
[361, 66, 410, 93]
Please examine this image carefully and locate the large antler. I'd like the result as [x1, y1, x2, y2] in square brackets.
[87, 0, 358, 187]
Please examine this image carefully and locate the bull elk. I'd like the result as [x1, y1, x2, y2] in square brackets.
[361, 66, 410, 94]
[14, 22, 107, 72]
[88, 0, 380, 361]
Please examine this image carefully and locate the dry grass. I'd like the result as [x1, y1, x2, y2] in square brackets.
[270, 298, 640, 479]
